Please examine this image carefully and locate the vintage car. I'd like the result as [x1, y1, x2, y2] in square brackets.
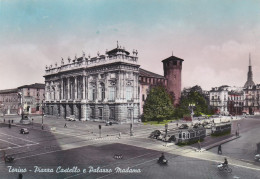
[20, 128, 29, 134]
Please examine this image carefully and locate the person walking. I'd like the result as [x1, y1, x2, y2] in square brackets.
[198, 140, 201, 150]
[18, 173, 23, 179]
[64, 123, 67, 128]
[218, 145, 222, 154]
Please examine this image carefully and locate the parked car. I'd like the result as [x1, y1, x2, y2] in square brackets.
[66, 117, 76, 121]
[162, 134, 176, 142]
[157, 132, 166, 140]
[106, 121, 113, 126]
[178, 124, 189, 129]
[255, 154, 260, 162]
[193, 123, 202, 128]
[149, 130, 161, 139]
[204, 123, 213, 129]
[20, 128, 29, 134]
[202, 121, 209, 127]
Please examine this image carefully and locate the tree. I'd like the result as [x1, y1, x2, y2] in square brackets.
[143, 86, 174, 123]
[174, 85, 213, 118]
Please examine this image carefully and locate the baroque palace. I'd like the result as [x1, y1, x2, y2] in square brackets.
[44, 44, 183, 122]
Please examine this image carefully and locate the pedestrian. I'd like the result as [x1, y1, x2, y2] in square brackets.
[64, 123, 67, 128]
[3, 118, 5, 123]
[41, 125, 44, 130]
[235, 130, 238, 137]
[218, 145, 222, 154]
[18, 173, 23, 179]
[118, 132, 121, 139]
[198, 140, 201, 150]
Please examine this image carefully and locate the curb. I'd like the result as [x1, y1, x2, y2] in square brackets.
[205, 136, 241, 150]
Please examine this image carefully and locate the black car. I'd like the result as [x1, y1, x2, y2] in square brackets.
[149, 130, 161, 139]
[20, 128, 29, 134]
[178, 124, 189, 129]
[193, 123, 203, 128]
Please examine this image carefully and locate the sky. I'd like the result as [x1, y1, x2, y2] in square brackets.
[0, 0, 260, 90]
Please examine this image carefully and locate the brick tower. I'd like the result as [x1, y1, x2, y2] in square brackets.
[162, 55, 184, 105]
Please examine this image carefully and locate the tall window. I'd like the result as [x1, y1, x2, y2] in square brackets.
[89, 84, 96, 101]
[126, 86, 133, 101]
[109, 108, 115, 119]
[127, 108, 132, 119]
[108, 87, 116, 101]
[91, 108, 95, 118]
[99, 108, 103, 119]
[100, 83, 105, 101]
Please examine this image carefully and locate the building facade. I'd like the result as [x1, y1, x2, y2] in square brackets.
[17, 83, 45, 115]
[0, 88, 19, 115]
[0, 83, 45, 115]
[243, 84, 260, 115]
[227, 91, 244, 115]
[44, 46, 140, 123]
[209, 86, 229, 115]
[139, 68, 167, 114]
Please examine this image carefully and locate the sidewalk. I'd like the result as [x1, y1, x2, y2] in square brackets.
[204, 135, 240, 150]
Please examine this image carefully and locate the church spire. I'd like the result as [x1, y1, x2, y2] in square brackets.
[249, 53, 251, 66]
[244, 53, 255, 88]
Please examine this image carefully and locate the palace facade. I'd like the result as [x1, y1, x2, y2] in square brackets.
[44, 46, 140, 123]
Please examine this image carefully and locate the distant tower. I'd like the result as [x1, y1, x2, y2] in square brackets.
[162, 55, 184, 105]
[244, 53, 255, 88]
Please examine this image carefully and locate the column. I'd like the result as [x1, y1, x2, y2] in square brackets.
[68, 78, 70, 99]
[118, 72, 122, 99]
[83, 75, 86, 99]
[61, 78, 63, 100]
[86, 76, 88, 100]
[75, 76, 78, 100]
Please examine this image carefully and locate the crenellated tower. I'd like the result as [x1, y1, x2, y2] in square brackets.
[162, 55, 184, 105]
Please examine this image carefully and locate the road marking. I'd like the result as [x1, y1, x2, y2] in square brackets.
[0, 138, 21, 147]
[0, 143, 39, 151]
[0, 140, 111, 164]
[64, 152, 155, 179]
[0, 132, 38, 144]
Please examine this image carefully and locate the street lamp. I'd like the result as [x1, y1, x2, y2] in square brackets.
[41, 100, 44, 130]
[237, 123, 240, 136]
[189, 103, 195, 122]
[130, 108, 134, 136]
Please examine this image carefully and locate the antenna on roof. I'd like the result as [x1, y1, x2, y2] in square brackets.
[117, 41, 119, 48]
[172, 51, 173, 56]
[249, 53, 251, 66]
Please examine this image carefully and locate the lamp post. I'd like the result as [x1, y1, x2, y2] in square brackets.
[189, 103, 195, 122]
[130, 108, 134, 136]
[237, 123, 240, 136]
[41, 100, 44, 130]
